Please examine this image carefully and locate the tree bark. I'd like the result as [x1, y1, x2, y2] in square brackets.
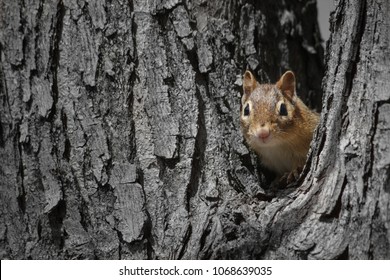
[286, 0, 390, 259]
[1, 0, 387, 260]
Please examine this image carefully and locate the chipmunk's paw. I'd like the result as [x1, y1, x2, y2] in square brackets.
[279, 168, 301, 186]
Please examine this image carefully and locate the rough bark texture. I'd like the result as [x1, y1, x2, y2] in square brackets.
[257, 0, 390, 259]
[287, 0, 390, 259]
[0, 0, 387, 260]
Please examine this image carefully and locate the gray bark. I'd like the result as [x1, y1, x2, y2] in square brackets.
[288, 0, 390, 259]
[1, 0, 387, 260]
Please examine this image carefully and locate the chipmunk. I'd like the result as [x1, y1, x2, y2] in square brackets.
[240, 70, 319, 183]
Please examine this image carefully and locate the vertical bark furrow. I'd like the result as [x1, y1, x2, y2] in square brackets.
[47, 0, 65, 121]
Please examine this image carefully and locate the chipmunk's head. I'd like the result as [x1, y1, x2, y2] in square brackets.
[240, 70, 298, 148]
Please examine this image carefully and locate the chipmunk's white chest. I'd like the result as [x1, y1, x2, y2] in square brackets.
[254, 144, 303, 175]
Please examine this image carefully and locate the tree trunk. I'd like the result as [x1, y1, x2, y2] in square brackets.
[283, 0, 390, 259]
[0, 0, 387, 260]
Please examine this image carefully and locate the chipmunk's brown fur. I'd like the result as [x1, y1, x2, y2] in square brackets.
[240, 70, 319, 181]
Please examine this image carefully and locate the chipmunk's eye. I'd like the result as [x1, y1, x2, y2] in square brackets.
[279, 103, 288, 116]
[244, 104, 250, 116]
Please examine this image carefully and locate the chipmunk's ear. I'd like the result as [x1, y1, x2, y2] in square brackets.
[276, 71, 296, 100]
[243, 70, 257, 96]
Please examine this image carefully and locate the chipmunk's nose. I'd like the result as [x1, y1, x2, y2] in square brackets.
[258, 127, 270, 139]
